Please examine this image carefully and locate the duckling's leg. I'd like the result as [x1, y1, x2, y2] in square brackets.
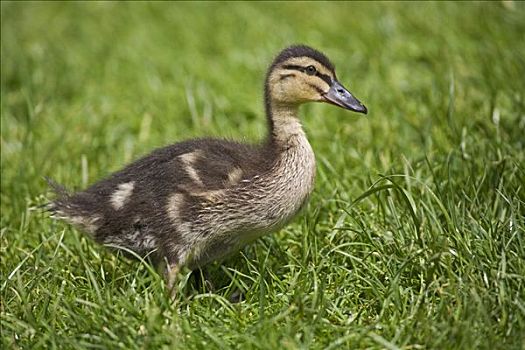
[165, 264, 180, 298]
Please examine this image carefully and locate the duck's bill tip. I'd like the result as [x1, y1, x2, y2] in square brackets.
[353, 104, 368, 115]
[323, 80, 368, 115]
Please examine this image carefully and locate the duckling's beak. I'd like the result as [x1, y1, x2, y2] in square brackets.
[322, 80, 367, 114]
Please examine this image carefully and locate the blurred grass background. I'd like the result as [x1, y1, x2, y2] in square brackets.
[1, 2, 524, 349]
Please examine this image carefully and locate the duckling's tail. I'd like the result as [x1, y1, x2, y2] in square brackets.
[45, 177, 100, 235]
[44, 176, 74, 218]
[45, 176, 70, 199]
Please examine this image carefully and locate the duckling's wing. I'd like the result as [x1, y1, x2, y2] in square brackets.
[99, 138, 274, 191]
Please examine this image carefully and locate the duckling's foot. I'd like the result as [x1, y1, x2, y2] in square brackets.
[229, 289, 244, 303]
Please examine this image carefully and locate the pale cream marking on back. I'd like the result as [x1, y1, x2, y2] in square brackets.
[198, 189, 226, 204]
[67, 215, 101, 234]
[179, 150, 204, 186]
[110, 181, 135, 210]
[177, 184, 226, 203]
[166, 193, 192, 236]
[166, 192, 198, 266]
[166, 193, 185, 223]
[227, 167, 243, 185]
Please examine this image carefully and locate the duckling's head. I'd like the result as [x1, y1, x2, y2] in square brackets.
[265, 45, 367, 114]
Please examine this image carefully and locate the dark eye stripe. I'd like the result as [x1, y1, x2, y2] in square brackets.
[316, 72, 332, 85]
[282, 64, 305, 71]
[282, 64, 332, 85]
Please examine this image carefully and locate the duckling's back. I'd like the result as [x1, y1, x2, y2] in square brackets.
[49, 138, 278, 261]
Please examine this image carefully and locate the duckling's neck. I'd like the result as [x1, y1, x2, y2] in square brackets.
[266, 102, 306, 146]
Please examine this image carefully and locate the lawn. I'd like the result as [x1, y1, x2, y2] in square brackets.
[1, 2, 524, 349]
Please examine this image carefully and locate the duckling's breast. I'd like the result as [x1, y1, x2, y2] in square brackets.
[176, 134, 316, 268]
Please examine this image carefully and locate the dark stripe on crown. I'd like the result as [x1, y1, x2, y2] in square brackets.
[271, 45, 335, 73]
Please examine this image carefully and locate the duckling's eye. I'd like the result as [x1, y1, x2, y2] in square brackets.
[305, 65, 317, 76]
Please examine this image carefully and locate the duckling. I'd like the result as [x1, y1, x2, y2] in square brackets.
[48, 45, 367, 290]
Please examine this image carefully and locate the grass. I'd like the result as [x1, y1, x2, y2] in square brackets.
[1, 2, 524, 349]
